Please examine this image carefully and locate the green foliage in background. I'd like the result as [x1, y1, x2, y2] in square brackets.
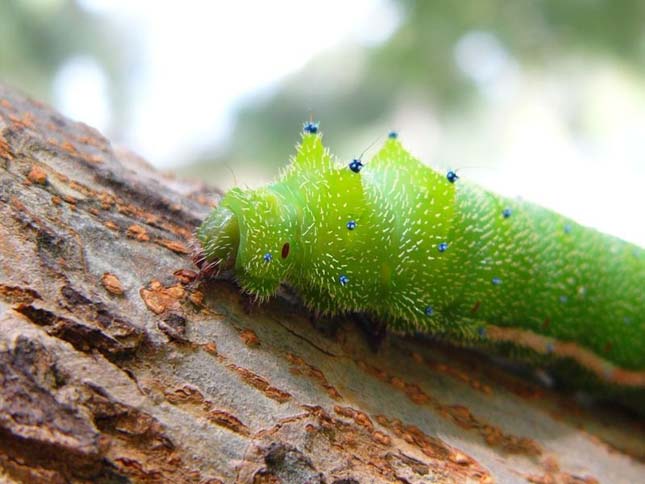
[0, 0, 136, 135]
[2, 0, 644, 184]
[184, 0, 645, 185]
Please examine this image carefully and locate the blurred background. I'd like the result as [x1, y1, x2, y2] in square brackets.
[1, 0, 644, 246]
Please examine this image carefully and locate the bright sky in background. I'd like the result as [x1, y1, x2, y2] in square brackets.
[64, 0, 399, 166]
[51, 1, 645, 247]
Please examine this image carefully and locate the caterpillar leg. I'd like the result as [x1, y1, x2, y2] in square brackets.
[352, 313, 388, 352]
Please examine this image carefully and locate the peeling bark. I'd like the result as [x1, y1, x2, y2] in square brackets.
[0, 84, 643, 483]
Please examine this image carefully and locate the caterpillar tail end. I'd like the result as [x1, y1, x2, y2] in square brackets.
[195, 205, 239, 278]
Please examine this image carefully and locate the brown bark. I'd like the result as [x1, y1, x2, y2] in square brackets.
[0, 84, 643, 483]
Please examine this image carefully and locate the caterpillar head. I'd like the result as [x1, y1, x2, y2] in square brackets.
[197, 186, 297, 298]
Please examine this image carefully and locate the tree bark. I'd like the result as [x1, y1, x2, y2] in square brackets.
[0, 84, 643, 483]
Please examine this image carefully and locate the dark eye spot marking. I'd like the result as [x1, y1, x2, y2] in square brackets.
[281, 242, 290, 259]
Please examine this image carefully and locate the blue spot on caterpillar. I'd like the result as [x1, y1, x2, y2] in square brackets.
[348, 159, 364, 173]
[303, 121, 319, 134]
[197, 121, 645, 407]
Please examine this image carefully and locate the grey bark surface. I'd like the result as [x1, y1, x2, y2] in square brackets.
[0, 84, 643, 484]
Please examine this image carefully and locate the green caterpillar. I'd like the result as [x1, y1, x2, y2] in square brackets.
[197, 122, 644, 396]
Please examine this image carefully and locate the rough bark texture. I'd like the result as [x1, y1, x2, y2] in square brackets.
[0, 84, 643, 484]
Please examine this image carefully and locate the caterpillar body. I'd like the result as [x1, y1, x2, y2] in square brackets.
[197, 123, 644, 403]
